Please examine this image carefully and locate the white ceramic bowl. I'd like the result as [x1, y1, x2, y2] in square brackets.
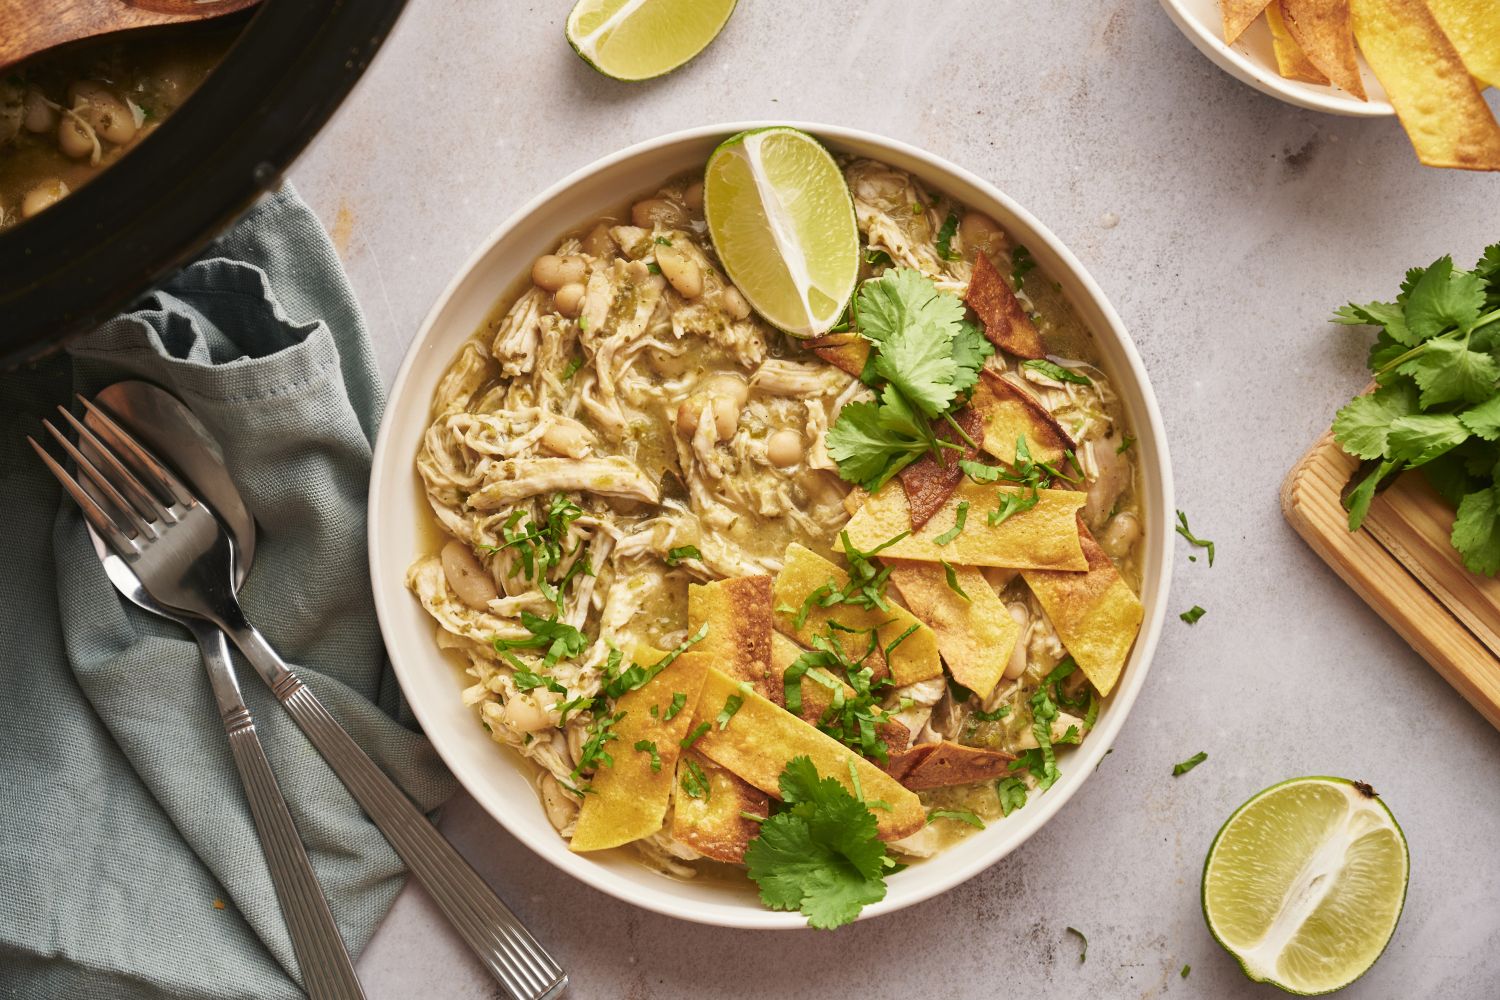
[1160, 0, 1393, 116]
[368, 123, 1175, 928]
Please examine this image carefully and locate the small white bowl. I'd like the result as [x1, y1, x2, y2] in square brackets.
[1160, 0, 1393, 116]
[368, 123, 1175, 929]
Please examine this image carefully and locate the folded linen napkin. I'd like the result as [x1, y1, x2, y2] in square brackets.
[0, 186, 456, 1000]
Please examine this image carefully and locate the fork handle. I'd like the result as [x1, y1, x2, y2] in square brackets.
[189, 623, 366, 1000]
[219, 613, 567, 1000]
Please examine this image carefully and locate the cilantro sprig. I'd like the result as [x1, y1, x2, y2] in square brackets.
[1333, 246, 1500, 574]
[743, 756, 901, 929]
[826, 269, 994, 490]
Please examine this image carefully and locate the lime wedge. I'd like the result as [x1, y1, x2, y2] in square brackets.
[566, 0, 737, 82]
[1202, 777, 1409, 995]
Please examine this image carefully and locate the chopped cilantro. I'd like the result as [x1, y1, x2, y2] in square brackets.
[1066, 926, 1087, 963]
[927, 808, 985, 829]
[665, 544, 702, 566]
[679, 721, 711, 749]
[1181, 964, 1191, 978]
[1116, 434, 1136, 453]
[634, 739, 661, 772]
[1172, 751, 1208, 776]
[995, 776, 1028, 815]
[935, 211, 960, 261]
[884, 622, 920, 659]
[681, 758, 711, 800]
[1011, 245, 1036, 289]
[646, 261, 661, 275]
[934, 500, 969, 545]
[863, 248, 894, 268]
[715, 692, 745, 729]
[570, 710, 625, 787]
[602, 623, 707, 699]
[1180, 605, 1206, 624]
[663, 691, 687, 721]
[560, 356, 583, 381]
[940, 559, 970, 601]
[654, 236, 672, 246]
[578, 315, 589, 332]
[972, 704, 1011, 722]
[1175, 510, 1216, 566]
[511, 667, 566, 695]
[1023, 358, 1092, 385]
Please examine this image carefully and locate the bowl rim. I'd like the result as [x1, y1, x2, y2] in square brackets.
[1157, 0, 1395, 118]
[368, 121, 1176, 929]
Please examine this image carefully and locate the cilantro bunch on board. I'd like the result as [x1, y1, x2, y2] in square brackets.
[1332, 245, 1500, 574]
[825, 268, 994, 490]
[743, 756, 902, 929]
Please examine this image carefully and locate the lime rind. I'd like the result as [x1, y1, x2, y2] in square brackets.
[566, 0, 737, 82]
[704, 127, 859, 338]
[1201, 776, 1409, 996]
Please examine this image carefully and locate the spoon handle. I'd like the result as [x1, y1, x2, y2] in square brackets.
[191, 622, 366, 1000]
[219, 609, 567, 1000]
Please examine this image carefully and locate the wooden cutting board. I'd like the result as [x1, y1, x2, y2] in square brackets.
[1282, 432, 1500, 730]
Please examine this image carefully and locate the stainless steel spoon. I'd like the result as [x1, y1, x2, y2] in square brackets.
[78, 381, 364, 1000]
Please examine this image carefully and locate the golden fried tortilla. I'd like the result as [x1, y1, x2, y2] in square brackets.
[887, 559, 1019, 701]
[1267, 1, 1331, 82]
[969, 369, 1074, 467]
[670, 750, 769, 863]
[570, 647, 710, 852]
[1021, 520, 1143, 698]
[688, 575, 777, 704]
[1350, 0, 1500, 171]
[1428, 0, 1500, 89]
[1281, 0, 1366, 98]
[880, 740, 1016, 791]
[845, 480, 1089, 571]
[1219, 0, 1275, 43]
[806, 332, 870, 379]
[690, 666, 925, 841]
[773, 543, 943, 686]
[898, 406, 984, 530]
[965, 251, 1044, 359]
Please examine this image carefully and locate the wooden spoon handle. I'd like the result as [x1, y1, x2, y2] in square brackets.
[0, 0, 259, 72]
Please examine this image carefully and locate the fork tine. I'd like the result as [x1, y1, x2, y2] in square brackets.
[28, 437, 139, 555]
[41, 418, 158, 538]
[54, 405, 173, 523]
[76, 395, 196, 508]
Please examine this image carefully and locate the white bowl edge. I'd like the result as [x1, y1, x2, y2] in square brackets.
[1159, 0, 1394, 117]
[368, 121, 1176, 929]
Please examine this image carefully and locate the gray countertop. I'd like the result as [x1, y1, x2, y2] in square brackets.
[288, 2, 1500, 996]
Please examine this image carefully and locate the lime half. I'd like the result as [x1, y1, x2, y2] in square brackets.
[566, 0, 737, 82]
[1202, 777, 1409, 995]
[704, 127, 859, 338]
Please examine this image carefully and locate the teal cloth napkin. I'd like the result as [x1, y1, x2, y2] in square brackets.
[0, 186, 457, 999]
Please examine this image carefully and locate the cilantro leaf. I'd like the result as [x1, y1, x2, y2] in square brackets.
[949, 319, 994, 395]
[1174, 510, 1215, 566]
[935, 211, 960, 261]
[1345, 459, 1401, 531]
[1404, 255, 1484, 339]
[1397, 335, 1500, 407]
[1459, 395, 1500, 441]
[856, 267, 964, 346]
[825, 400, 927, 491]
[1171, 751, 1207, 776]
[995, 777, 1027, 815]
[1179, 605, 1206, 624]
[1066, 926, 1087, 963]
[927, 808, 985, 829]
[1385, 413, 1470, 467]
[1332, 382, 1418, 460]
[1334, 300, 1413, 345]
[1023, 358, 1091, 385]
[1453, 485, 1500, 576]
[665, 545, 701, 566]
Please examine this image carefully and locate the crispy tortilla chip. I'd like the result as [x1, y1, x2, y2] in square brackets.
[969, 369, 1074, 467]
[1220, 0, 1275, 43]
[688, 575, 777, 704]
[770, 632, 910, 754]
[880, 740, 1015, 791]
[965, 251, 1044, 359]
[570, 648, 709, 852]
[845, 480, 1088, 571]
[670, 750, 768, 863]
[806, 332, 870, 379]
[691, 667, 925, 840]
[1021, 520, 1143, 697]
[1268, 1, 1331, 82]
[772, 543, 942, 686]
[1281, 0, 1366, 98]
[898, 407, 984, 530]
[1350, 0, 1500, 171]
[1428, 0, 1500, 90]
[887, 559, 1020, 700]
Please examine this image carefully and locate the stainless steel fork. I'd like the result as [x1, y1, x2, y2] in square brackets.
[33, 396, 567, 1000]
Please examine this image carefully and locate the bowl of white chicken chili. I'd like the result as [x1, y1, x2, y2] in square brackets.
[369, 123, 1173, 928]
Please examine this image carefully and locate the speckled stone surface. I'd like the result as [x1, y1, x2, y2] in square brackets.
[288, 2, 1500, 996]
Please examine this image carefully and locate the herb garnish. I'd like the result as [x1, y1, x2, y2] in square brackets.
[782, 624, 898, 763]
[665, 544, 701, 566]
[995, 777, 1028, 815]
[743, 756, 900, 929]
[1174, 510, 1216, 566]
[601, 623, 708, 699]
[1023, 358, 1092, 386]
[940, 559, 970, 601]
[935, 212, 961, 261]
[1181, 965, 1191, 979]
[634, 739, 662, 772]
[972, 704, 1011, 722]
[663, 691, 687, 721]
[825, 269, 994, 490]
[1172, 751, 1208, 776]
[493, 611, 588, 667]
[560, 356, 583, 381]
[570, 710, 625, 788]
[1066, 926, 1087, 963]
[927, 808, 985, 829]
[1180, 605, 1206, 625]
[864, 248, 893, 268]
[1116, 433, 1136, 454]
[715, 690, 746, 729]
[934, 500, 969, 545]
[679, 721, 711, 749]
[681, 759, 711, 800]
[1011, 245, 1036, 289]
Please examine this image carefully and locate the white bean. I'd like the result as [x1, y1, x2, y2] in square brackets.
[20, 179, 68, 219]
[69, 81, 135, 145]
[959, 211, 1005, 257]
[501, 692, 556, 734]
[1004, 603, 1030, 679]
[1098, 511, 1142, 560]
[767, 429, 803, 468]
[720, 286, 751, 320]
[57, 112, 97, 160]
[683, 181, 704, 212]
[631, 197, 686, 229]
[580, 222, 617, 259]
[441, 540, 498, 610]
[553, 281, 585, 318]
[532, 253, 586, 292]
[540, 420, 591, 458]
[655, 245, 702, 299]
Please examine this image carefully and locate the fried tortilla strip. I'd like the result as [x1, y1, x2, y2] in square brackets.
[880, 740, 1015, 791]
[897, 407, 984, 530]
[691, 666, 925, 840]
[770, 632, 911, 754]
[1350, 0, 1500, 171]
[1268, 1, 1331, 83]
[688, 575, 778, 704]
[845, 480, 1088, 571]
[571, 647, 710, 852]
[806, 332, 870, 379]
[670, 750, 768, 863]
[1427, 0, 1500, 90]
[969, 368, 1074, 467]
[1219, 0, 1275, 43]
[1021, 520, 1143, 698]
[886, 559, 1019, 701]
[772, 543, 942, 686]
[1281, 0, 1366, 99]
[965, 251, 1044, 359]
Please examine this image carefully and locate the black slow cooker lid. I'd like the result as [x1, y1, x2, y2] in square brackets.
[0, 0, 409, 368]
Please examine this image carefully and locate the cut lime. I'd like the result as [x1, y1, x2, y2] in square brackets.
[703, 127, 859, 338]
[1202, 777, 1409, 995]
[566, 0, 737, 82]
